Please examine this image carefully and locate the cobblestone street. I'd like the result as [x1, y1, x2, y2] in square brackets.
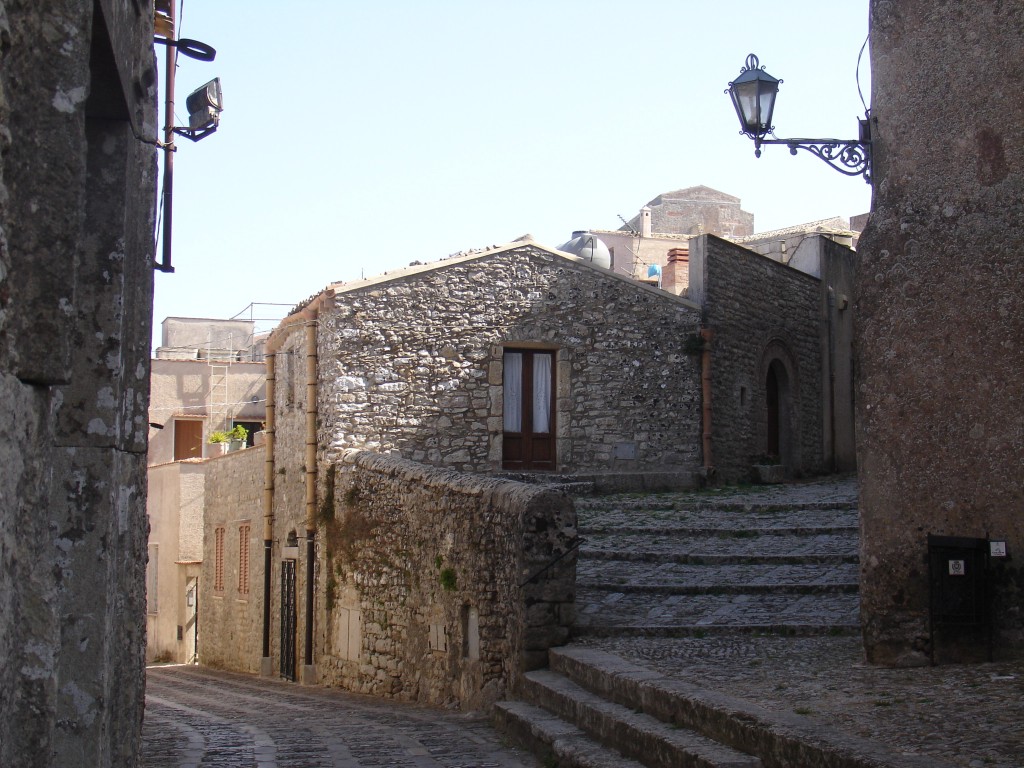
[143, 665, 539, 768]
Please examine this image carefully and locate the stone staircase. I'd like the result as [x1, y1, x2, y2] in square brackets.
[573, 491, 860, 638]
[493, 481, 940, 768]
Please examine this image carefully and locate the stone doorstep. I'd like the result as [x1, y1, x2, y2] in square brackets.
[516, 669, 763, 768]
[548, 646, 955, 768]
[493, 701, 649, 768]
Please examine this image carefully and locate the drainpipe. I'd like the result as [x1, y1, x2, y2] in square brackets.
[700, 328, 714, 476]
[261, 289, 332, 683]
[826, 287, 837, 473]
[303, 319, 318, 683]
[260, 352, 275, 676]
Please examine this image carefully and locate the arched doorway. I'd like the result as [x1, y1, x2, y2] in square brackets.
[757, 341, 799, 472]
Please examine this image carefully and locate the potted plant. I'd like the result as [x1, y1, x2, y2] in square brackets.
[753, 454, 785, 484]
[207, 430, 230, 456]
[227, 423, 248, 452]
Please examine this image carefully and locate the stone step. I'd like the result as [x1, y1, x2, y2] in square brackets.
[516, 670, 763, 768]
[576, 582, 859, 597]
[548, 646, 945, 768]
[577, 560, 860, 594]
[578, 505, 857, 528]
[575, 589, 860, 637]
[580, 551, 858, 566]
[575, 498, 857, 513]
[581, 523, 858, 536]
[581, 532, 859, 560]
[493, 700, 649, 768]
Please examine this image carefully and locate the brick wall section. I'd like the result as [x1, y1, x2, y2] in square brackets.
[317, 451, 576, 710]
[0, 3, 157, 766]
[691, 235, 823, 481]
[200, 446, 266, 674]
[316, 245, 704, 475]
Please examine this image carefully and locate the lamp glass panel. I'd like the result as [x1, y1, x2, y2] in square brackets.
[731, 80, 762, 134]
[756, 81, 777, 134]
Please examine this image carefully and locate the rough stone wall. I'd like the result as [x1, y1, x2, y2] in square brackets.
[266, 324, 315, 675]
[690, 235, 823, 482]
[0, 2, 157, 767]
[857, 0, 1024, 664]
[316, 245, 704, 476]
[316, 451, 576, 710]
[200, 446, 266, 674]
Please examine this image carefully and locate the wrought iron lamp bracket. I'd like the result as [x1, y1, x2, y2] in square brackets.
[750, 116, 872, 183]
[754, 136, 871, 182]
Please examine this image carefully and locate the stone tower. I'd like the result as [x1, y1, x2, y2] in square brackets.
[857, 0, 1024, 665]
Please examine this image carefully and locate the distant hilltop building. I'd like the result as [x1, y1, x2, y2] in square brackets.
[619, 185, 755, 239]
[581, 185, 862, 294]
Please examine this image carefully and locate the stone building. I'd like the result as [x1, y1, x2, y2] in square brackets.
[148, 317, 266, 465]
[857, 0, 1024, 664]
[0, 2, 157, 766]
[593, 186, 754, 282]
[145, 317, 266, 664]
[199, 236, 855, 704]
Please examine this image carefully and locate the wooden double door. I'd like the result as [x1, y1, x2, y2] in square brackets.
[502, 349, 555, 471]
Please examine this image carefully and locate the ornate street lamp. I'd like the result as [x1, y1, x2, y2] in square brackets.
[726, 53, 871, 183]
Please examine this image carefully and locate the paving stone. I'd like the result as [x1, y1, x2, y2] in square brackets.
[142, 665, 540, 767]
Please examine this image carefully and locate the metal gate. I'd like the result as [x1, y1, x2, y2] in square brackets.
[280, 560, 297, 681]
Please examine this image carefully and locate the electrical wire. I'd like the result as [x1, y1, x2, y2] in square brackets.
[856, 32, 870, 114]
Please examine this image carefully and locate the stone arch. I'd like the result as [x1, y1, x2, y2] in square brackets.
[756, 339, 802, 472]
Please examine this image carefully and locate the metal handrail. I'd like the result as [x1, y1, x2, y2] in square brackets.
[519, 536, 585, 588]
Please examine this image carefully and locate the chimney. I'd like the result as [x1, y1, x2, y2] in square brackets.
[661, 247, 690, 296]
[640, 206, 652, 238]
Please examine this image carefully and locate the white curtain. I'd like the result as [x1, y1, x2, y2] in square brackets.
[503, 352, 522, 432]
[533, 353, 551, 434]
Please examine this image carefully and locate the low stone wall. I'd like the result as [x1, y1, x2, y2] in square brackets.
[200, 446, 266, 674]
[317, 451, 576, 710]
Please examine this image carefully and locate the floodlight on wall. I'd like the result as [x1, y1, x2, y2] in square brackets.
[726, 54, 872, 183]
[174, 78, 224, 142]
[153, 0, 221, 273]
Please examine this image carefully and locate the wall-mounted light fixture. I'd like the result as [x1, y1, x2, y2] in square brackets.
[153, 0, 222, 273]
[726, 54, 871, 183]
[176, 78, 224, 142]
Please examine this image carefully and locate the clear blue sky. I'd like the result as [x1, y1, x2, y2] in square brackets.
[155, 0, 871, 349]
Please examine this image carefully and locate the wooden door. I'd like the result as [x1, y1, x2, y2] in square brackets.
[173, 419, 203, 460]
[502, 349, 555, 471]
